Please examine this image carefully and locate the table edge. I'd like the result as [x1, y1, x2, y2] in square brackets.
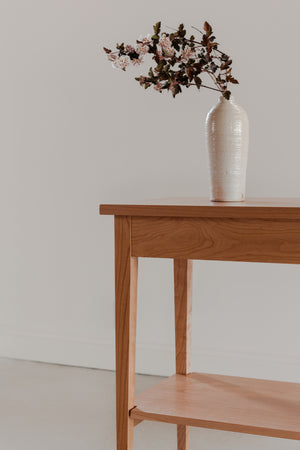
[99, 203, 300, 220]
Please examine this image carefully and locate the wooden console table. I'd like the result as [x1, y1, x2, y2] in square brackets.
[100, 198, 300, 449]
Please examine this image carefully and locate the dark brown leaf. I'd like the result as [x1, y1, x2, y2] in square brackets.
[220, 59, 232, 70]
[194, 76, 202, 89]
[223, 90, 231, 100]
[229, 76, 239, 84]
[204, 21, 212, 35]
[171, 83, 182, 98]
[186, 67, 194, 81]
[153, 21, 161, 35]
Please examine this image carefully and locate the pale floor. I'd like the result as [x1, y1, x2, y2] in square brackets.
[0, 358, 299, 450]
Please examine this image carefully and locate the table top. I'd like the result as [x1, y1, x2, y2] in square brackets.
[100, 197, 300, 220]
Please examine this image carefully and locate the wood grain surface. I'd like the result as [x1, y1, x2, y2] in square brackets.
[114, 216, 138, 449]
[105, 199, 300, 447]
[131, 372, 300, 440]
[131, 216, 300, 263]
[174, 260, 193, 375]
[100, 197, 300, 220]
[174, 259, 193, 449]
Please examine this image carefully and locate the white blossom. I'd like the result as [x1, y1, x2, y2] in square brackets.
[162, 46, 175, 57]
[158, 33, 172, 49]
[139, 34, 152, 45]
[112, 55, 130, 70]
[181, 47, 196, 61]
[135, 43, 149, 56]
[157, 34, 175, 57]
[119, 55, 130, 69]
[132, 56, 144, 66]
[157, 48, 164, 60]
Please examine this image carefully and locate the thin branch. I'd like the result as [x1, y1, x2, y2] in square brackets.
[184, 37, 203, 46]
[191, 25, 204, 35]
[188, 83, 222, 92]
[165, 26, 178, 32]
[203, 68, 223, 92]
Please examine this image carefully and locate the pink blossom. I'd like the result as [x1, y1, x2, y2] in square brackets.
[112, 55, 130, 70]
[181, 47, 196, 61]
[157, 48, 164, 60]
[159, 34, 172, 49]
[139, 34, 152, 45]
[138, 76, 147, 86]
[162, 46, 175, 57]
[157, 34, 175, 57]
[107, 53, 116, 62]
[154, 82, 163, 92]
[157, 46, 174, 59]
[125, 45, 135, 53]
[119, 55, 130, 69]
[136, 43, 149, 56]
[132, 56, 143, 66]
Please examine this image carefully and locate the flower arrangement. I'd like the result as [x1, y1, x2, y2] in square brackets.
[104, 21, 239, 99]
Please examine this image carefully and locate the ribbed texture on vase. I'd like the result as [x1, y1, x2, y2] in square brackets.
[205, 96, 249, 202]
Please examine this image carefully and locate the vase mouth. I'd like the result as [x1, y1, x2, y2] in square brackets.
[218, 94, 235, 103]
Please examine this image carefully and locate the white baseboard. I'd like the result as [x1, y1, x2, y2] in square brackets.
[1, 329, 300, 382]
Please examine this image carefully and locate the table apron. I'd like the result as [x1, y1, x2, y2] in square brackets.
[131, 216, 300, 264]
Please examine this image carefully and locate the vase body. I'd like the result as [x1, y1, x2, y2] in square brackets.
[205, 96, 249, 202]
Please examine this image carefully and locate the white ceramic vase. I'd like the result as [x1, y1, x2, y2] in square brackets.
[205, 95, 249, 202]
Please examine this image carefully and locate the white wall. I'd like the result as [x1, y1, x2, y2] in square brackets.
[2, 0, 300, 415]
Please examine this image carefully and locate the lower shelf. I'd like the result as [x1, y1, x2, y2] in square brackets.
[130, 372, 300, 440]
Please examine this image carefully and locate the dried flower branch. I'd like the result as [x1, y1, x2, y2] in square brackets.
[103, 21, 239, 99]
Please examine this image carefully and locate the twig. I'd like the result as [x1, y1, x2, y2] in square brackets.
[166, 26, 177, 32]
[189, 83, 222, 92]
[191, 25, 204, 35]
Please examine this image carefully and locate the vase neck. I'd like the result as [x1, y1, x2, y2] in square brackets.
[218, 95, 235, 104]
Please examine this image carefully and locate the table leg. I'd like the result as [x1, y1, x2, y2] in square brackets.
[115, 216, 138, 450]
[174, 259, 193, 450]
